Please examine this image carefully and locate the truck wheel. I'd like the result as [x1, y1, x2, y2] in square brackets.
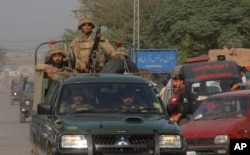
[20, 112, 25, 123]
[101, 58, 138, 73]
[31, 138, 38, 155]
[46, 145, 53, 155]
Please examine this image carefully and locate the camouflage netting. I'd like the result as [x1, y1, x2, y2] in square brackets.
[208, 47, 250, 67]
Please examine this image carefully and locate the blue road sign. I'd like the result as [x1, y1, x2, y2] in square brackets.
[131, 49, 178, 73]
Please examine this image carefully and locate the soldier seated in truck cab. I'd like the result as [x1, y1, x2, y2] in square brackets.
[60, 90, 93, 114]
[119, 90, 146, 111]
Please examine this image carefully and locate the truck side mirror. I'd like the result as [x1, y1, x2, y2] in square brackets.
[37, 103, 51, 115]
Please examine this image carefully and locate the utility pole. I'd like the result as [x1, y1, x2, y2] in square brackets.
[133, 0, 140, 63]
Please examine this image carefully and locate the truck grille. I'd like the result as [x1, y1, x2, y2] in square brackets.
[93, 134, 155, 152]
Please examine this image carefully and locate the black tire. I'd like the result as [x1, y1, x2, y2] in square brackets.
[46, 145, 53, 155]
[31, 138, 38, 155]
[101, 58, 138, 73]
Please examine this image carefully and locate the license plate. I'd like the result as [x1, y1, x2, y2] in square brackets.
[187, 151, 196, 155]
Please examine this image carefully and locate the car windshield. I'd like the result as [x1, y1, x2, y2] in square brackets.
[57, 83, 163, 115]
[190, 78, 241, 101]
[192, 95, 249, 120]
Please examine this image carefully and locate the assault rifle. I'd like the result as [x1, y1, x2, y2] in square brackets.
[88, 24, 101, 73]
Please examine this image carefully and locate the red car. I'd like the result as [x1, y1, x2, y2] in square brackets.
[181, 89, 250, 155]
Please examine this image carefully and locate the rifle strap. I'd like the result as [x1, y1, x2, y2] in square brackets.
[122, 58, 130, 73]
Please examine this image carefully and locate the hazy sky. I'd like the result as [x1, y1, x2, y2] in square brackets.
[0, 0, 80, 54]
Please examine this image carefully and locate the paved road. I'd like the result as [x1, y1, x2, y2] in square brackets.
[0, 89, 31, 155]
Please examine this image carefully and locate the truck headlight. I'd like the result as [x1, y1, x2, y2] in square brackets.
[214, 135, 229, 144]
[159, 135, 182, 148]
[61, 135, 87, 149]
[25, 100, 30, 105]
[14, 92, 17, 96]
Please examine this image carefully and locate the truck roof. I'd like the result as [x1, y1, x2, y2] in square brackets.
[61, 73, 150, 84]
[173, 60, 240, 81]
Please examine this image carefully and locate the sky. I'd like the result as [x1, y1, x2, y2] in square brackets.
[0, 0, 80, 54]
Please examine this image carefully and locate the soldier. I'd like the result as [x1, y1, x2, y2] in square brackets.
[101, 47, 138, 73]
[60, 89, 93, 113]
[120, 91, 145, 110]
[112, 47, 130, 59]
[60, 91, 84, 113]
[115, 39, 122, 49]
[71, 16, 116, 73]
[35, 47, 71, 80]
[49, 40, 56, 49]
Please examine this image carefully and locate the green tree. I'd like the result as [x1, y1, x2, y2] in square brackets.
[0, 46, 6, 72]
[64, 0, 250, 64]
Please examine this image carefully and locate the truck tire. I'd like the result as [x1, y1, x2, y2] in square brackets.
[31, 138, 38, 155]
[46, 145, 53, 155]
[101, 58, 138, 73]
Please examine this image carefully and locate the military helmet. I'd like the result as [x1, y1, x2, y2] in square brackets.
[78, 16, 95, 30]
[47, 48, 67, 59]
[113, 47, 129, 58]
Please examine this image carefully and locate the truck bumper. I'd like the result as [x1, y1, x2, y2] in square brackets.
[187, 145, 229, 155]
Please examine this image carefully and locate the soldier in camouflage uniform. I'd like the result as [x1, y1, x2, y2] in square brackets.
[35, 47, 71, 80]
[70, 16, 116, 73]
[112, 47, 130, 58]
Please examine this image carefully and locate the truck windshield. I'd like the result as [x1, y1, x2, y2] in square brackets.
[12, 83, 24, 91]
[57, 83, 163, 114]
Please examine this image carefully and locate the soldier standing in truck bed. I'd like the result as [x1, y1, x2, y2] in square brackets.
[35, 47, 71, 80]
[70, 16, 116, 73]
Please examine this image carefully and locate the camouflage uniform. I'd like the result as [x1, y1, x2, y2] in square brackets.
[35, 48, 71, 80]
[71, 16, 116, 73]
[112, 47, 130, 58]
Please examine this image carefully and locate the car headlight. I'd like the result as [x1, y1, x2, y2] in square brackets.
[214, 135, 229, 144]
[25, 100, 30, 105]
[61, 135, 87, 149]
[14, 92, 17, 96]
[159, 135, 182, 148]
